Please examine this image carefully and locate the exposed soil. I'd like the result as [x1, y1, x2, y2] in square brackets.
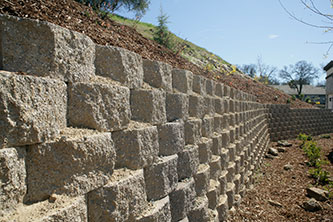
[229, 135, 333, 222]
[0, 0, 313, 108]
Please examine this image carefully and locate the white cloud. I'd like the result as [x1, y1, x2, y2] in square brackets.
[268, 34, 279, 39]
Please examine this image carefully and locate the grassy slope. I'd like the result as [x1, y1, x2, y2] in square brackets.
[109, 14, 231, 72]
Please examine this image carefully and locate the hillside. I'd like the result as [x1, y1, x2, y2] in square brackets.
[0, 0, 313, 108]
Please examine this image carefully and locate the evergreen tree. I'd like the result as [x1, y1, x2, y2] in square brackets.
[154, 8, 172, 49]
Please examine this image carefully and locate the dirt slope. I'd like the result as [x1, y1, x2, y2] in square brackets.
[0, 0, 313, 108]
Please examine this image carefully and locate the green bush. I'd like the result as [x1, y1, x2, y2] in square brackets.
[303, 141, 321, 167]
[321, 134, 331, 139]
[291, 95, 296, 101]
[298, 133, 312, 147]
[309, 167, 330, 184]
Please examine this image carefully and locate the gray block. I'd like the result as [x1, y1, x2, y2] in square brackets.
[209, 155, 222, 181]
[136, 196, 171, 222]
[177, 145, 200, 180]
[187, 196, 210, 222]
[215, 83, 224, 98]
[0, 14, 95, 82]
[88, 169, 147, 222]
[144, 155, 178, 201]
[194, 164, 210, 196]
[185, 118, 202, 145]
[172, 69, 193, 94]
[68, 81, 131, 132]
[166, 93, 189, 121]
[158, 121, 185, 155]
[26, 131, 115, 203]
[202, 117, 214, 138]
[95, 45, 143, 89]
[0, 71, 66, 148]
[169, 178, 196, 222]
[131, 89, 167, 124]
[193, 75, 206, 95]
[0, 148, 26, 216]
[216, 195, 228, 221]
[143, 59, 172, 91]
[211, 134, 222, 155]
[213, 115, 223, 134]
[214, 98, 224, 115]
[206, 180, 221, 209]
[189, 94, 205, 118]
[205, 79, 216, 96]
[198, 138, 213, 164]
[112, 125, 159, 169]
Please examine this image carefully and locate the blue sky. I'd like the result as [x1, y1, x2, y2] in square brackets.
[120, 0, 332, 84]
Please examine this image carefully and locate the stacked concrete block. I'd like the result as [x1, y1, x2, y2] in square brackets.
[144, 155, 178, 201]
[143, 59, 173, 92]
[95, 45, 143, 89]
[172, 69, 193, 94]
[187, 196, 210, 222]
[169, 178, 196, 222]
[198, 138, 213, 164]
[202, 117, 214, 138]
[216, 195, 228, 221]
[210, 155, 222, 181]
[112, 125, 159, 169]
[88, 169, 147, 222]
[136, 196, 171, 222]
[189, 94, 206, 118]
[158, 121, 185, 155]
[0, 14, 95, 82]
[166, 92, 189, 121]
[185, 118, 202, 144]
[68, 81, 131, 132]
[0, 71, 67, 148]
[194, 164, 210, 196]
[0, 148, 26, 216]
[215, 83, 224, 98]
[177, 145, 200, 180]
[192, 75, 206, 95]
[206, 180, 221, 209]
[131, 88, 167, 124]
[25, 132, 115, 203]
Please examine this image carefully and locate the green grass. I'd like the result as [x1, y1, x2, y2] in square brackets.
[108, 13, 231, 71]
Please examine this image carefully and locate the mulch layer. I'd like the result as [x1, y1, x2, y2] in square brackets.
[229, 134, 333, 222]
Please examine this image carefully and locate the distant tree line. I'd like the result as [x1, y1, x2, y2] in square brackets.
[238, 59, 320, 97]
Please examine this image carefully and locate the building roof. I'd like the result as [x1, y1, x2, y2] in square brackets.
[324, 60, 333, 71]
[270, 85, 325, 95]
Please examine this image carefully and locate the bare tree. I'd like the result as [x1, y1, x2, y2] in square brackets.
[238, 57, 279, 84]
[279, 60, 319, 96]
[279, 0, 333, 56]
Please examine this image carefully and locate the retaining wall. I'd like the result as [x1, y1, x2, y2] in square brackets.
[0, 14, 331, 222]
[267, 104, 333, 141]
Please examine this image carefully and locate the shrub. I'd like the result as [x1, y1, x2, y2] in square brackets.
[309, 167, 330, 184]
[303, 141, 321, 167]
[154, 8, 172, 49]
[291, 95, 296, 101]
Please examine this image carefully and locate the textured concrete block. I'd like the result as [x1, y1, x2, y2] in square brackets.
[0, 148, 26, 216]
[68, 81, 130, 132]
[95, 45, 143, 89]
[205, 79, 215, 96]
[211, 134, 222, 155]
[136, 196, 171, 222]
[187, 196, 210, 222]
[198, 138, 213, 164]
[226, 183, 235, 209]
[189, 94, 205, 118]
[202, 117, 214, 138]
[206, 180, 220, 209]
[2, 196, 87, 222]
[193, 75, 206, 95]
[218, 170, 228, 195]
[215, 83, 224, 98]
[112, 125, 158, 169]
[205, 96, 215, 116]
[172, 69, 193, 94]
[194, 164, 210, 196]
[220, 148, 229, 170]
[166, 93, 189, 121]
[0, 71, 66, 148]
[143, 59, 172, 91]
[88, 169, 147, 222]
[169, 178, 196, 222]
[26, 131, 115, 203]
[209, 155, 222, 180]
[214, 115, 223, 134]
[216, 195, 228, 221]
[144, 155, 178, 201]
[131, 89, 167, 124]
[0, 14, 95, 82]
[214, 98, 224, 115]
[177, 145, 200, 180]
[158, 121, 185, 156]
[185, 118, 202, 145]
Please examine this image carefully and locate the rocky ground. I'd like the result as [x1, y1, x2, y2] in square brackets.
[0, 0, 313, 108]
[229, 135, 333, 222]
